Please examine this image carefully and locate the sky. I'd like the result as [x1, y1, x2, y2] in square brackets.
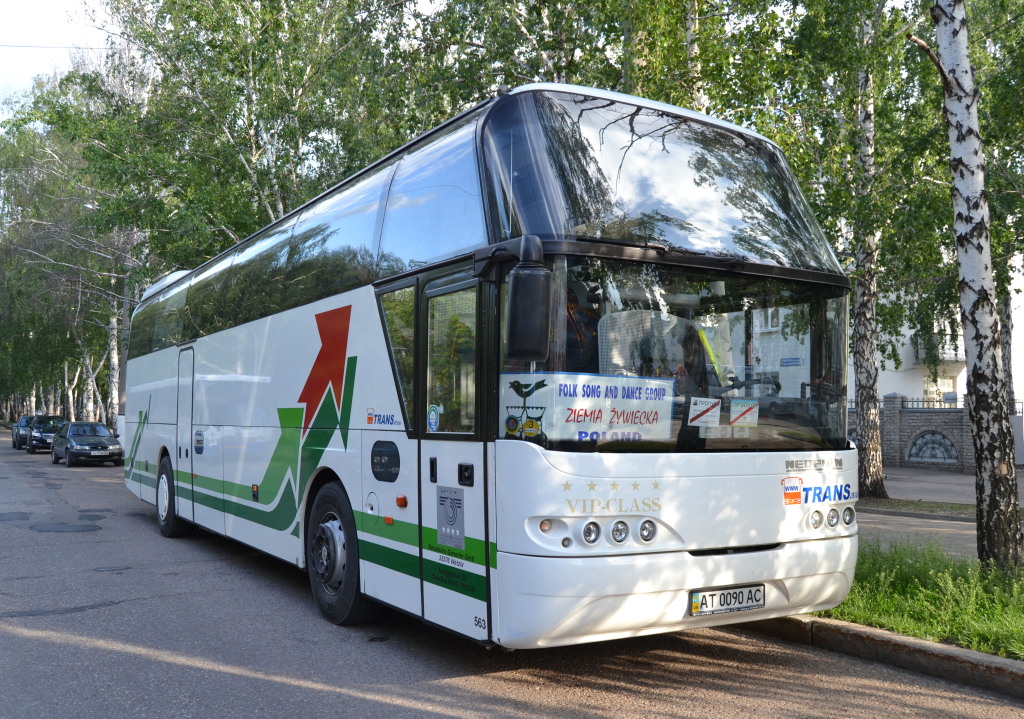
[0, 0, 110, 101]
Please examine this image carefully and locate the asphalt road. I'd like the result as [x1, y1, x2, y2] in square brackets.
[1, 435, 1022, 719]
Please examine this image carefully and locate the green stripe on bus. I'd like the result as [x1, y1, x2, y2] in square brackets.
[356, 512, 420, 546]
[356, 515, 498, 570]
[177, 471, 297, 531]
[173, 482, 499, 571]
[133, 466, 156, 489]
[422, 528, 489, 569]
[338, 356, 358, 448]
[359, 539, 487, 602]
[422, 558, 487, 601]
[358, 540, 420, 579]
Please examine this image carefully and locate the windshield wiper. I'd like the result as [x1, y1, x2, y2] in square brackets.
[573, 234, 752, 267]
[573, 234, 672, 253]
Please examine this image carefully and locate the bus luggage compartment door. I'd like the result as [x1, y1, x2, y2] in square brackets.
[420, 440, 489, 641]
[175, 349, 195, 523]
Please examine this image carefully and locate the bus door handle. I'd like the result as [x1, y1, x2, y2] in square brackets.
[429, 457, 437, 483]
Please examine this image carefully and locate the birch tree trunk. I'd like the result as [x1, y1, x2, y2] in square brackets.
[683, 0, 709, 115]
[82, 354, 97, 422]
[913, 0, 1022, 567]
[853, 15, 888, 499]
[106, 309, 120, 426]
[63, 363, 81, 422]
[999, 291, 1015, 413]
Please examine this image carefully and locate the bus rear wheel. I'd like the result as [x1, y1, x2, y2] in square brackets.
[156, 456, 191, 538]
[306, 482, 379, 625]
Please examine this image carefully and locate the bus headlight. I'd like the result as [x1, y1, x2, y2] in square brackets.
[639, 519, 657, 542]
[827, 508, 840, 527]
[809, 511, 824, 529]
[582, 522, 601, 544]
[611, 521, 629, 543]
[843, 507, 856, 525]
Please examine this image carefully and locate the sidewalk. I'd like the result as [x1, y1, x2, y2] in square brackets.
[877, 463, 1023, 505]
[743, 463, 1024, 700]
[858, 464, 1024, 557]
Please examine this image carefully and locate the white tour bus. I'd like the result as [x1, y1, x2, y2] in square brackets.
[123, 83, 857, 649]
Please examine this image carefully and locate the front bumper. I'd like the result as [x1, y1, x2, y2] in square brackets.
[491, 535, 858, 649]
[68, 448, 123, 463]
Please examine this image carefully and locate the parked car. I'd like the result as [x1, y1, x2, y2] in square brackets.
[51, 421, 123, 467]
[25, 415, 65, 454]
[11, 415, 32, 449]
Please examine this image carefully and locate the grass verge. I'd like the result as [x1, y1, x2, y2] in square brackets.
[819, 540, 1024, 661]
[855, 497, 975, 519]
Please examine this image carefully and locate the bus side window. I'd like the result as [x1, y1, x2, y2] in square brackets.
[426, 287, 477, 433]
[127, 302, 158, 360]
[151, 281, 187, 351]
[285, 160, 395, 307]
[379, 285, 416, 428]
[185, 252, 234, 338]
[378, 119, 486, 272]
[222, 217, 297, 327]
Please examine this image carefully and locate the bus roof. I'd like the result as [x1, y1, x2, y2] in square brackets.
[508, 83, 776, 147]
[135, 83, 805, 301]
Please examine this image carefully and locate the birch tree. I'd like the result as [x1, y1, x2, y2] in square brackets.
[909, 0, 1023, 567]
[849, 9, 889, 499]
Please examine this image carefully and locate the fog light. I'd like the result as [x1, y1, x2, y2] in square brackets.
[539, 519, 553, 533]
[827, 508, 840, 527]
[561, 537, 572, 548]
[809, 511, 824, 529]
[843, 507, 856, 525]
[639, 519, 657, 542]
[611, 521, 629, 543]
[582, 522, 601, 544]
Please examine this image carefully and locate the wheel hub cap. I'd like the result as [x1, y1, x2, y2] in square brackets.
[312, 518, 346, 588]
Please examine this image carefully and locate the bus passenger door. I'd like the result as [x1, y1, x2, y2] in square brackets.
[175, 349, 195, 522]
[419, 280, 490, 641]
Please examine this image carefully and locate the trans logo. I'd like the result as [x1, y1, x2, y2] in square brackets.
[781, 477, 855, 506]
[366, 409, 399, 426]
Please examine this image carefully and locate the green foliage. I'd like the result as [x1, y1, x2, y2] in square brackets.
[2, 0, 1024, 423]
[0, 117, 115, 404]
[823, 540, 1024, 660]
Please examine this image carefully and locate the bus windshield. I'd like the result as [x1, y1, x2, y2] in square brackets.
[483, 89, 841, 273]
[500, 256, 849, 453]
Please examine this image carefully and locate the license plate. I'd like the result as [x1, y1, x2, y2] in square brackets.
[90, 451, 110, 456]
[690, 584, 765, 616]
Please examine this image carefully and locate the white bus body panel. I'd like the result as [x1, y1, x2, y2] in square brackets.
[125, 286, 409, 570]
[493, 536, 855, 648]
[359, 429, 422, 617]
[489, 441, 857, 649]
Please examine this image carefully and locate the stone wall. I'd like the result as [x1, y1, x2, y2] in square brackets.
[851, 395, 1024, 472]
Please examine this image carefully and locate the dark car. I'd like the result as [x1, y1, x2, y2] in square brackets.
[51, 421, 124, 467]
[11, 415, 32, 449]
[25, 415, 66, 454]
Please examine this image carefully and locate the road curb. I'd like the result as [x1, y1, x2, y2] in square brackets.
[739, 615, 1024, 700]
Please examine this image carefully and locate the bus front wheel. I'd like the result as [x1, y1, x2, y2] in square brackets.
[156, 456, 191, 538]
[306, 482, 379, 625]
